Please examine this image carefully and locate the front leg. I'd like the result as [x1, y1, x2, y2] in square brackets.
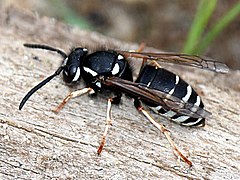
[54, 87, 94, 113]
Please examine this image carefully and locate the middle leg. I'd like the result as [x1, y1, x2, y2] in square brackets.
[97, 94, 122, 154]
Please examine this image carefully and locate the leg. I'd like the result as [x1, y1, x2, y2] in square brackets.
[135, 43, 149, 74]
[54, 87, 94, 113]
[134, 99, 192, 167]
[149, 60, 161, 68]
[139, 60, 162, 74]
[135, 43, 162, 71]
[136, 42, 146, 53]
[97, 94, 122, 154]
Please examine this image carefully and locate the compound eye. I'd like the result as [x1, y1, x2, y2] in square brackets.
[63, 66, 81, 83]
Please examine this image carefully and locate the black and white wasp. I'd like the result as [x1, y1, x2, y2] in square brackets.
[19, 43, 229, 166]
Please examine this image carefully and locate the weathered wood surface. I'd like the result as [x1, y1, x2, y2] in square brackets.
[0, 7, 239, 179]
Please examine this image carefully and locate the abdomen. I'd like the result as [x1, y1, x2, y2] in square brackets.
[136, 65, 205, 126]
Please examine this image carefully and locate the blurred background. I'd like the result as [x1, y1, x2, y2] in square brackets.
[1, 0, 240, 69]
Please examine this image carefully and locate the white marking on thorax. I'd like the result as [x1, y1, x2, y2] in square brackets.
[96, 82, 101, 88]
[83, 67, 98, 76]
[72, 67, 81, 81]
[117, 54, 124, 60]
[111, 63, 120, 75]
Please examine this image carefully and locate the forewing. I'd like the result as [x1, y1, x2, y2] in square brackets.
[138, 85, 211, 119]
[117, 51, 229, 73]
[104, 77, 211, 119]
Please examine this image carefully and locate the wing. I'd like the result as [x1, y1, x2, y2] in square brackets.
[103, 77, 211, 119]
[117, 50, 229, 73]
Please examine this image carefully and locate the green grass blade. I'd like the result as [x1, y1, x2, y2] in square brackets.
[49, 0, 91, 30]
[193, 2, 240, 54]
[183, 0, 217, 54]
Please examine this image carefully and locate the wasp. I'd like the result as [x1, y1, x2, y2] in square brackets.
[19, 43, 229, 166]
